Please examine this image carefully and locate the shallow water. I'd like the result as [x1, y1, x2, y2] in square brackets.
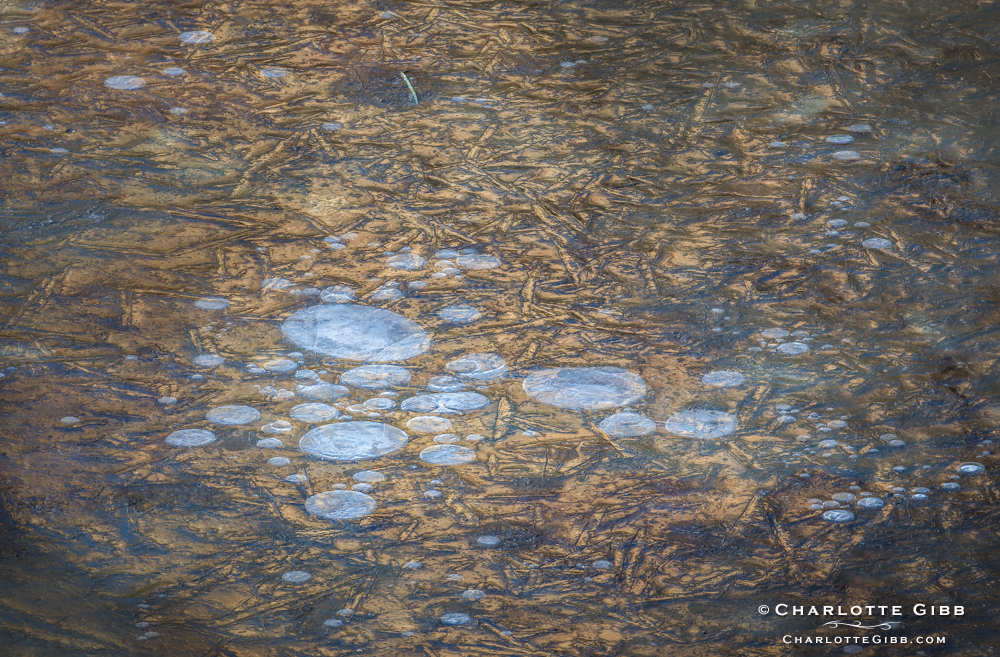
[2, 0, 1000, 654]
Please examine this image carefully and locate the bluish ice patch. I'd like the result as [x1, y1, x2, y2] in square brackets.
[663, 409, 737, 439]
[305, 490, 377, 519]
[832, 492, 856, 503]
[476, 535, 500, 546]
[166, 428, 216, 447]
[433, 433, 460, 443]
[285, 474, 308, 483]
[363, 397, 396, 411]
[296, 382, 350, 401]
[352, 483, 373, 492]
[193, 354, 224, 368]
[419, 444, 476, 465]
[282, 304, 430, 362]
[701, 371, 745, 388]
[193, 297, 229, 310]
[387, 253, 426, 270]
[320, 285, 355, 303]
[401, 392, 489, 415]
[341, 364, 411, 389]
[440, 613, 472, 625]
[290, 403, 340, 423]
[862, 238, 893, 251]
[104, 75, 146, 90]
[322, 122, 343, 131]
[353, 470, 385, 483]
[777, 342, 810, 355]
[263, 358, 297, 373]
[832, 150, 861, 161]
[268, 457, 291, 466]
[261, 67, 288, 79]
[61, 416, 81, 424]
[371, 288, 403, 302]
[760, 328, 788, 339]
[598, 411, 656, 437]
[427, 375, 466, 392]
[256, 438, 283, 448]
[958, 462, 984, 475]
[445, 353, 506, 381]
[206, 405, 260, 425]
[179, 30, 215, 44]
[169, 107, 188, 115]
[454, 254, 501, 270]
[825, 135, 854, 144]
[461, 589, 486, 602]
[438, 304, 481, 323]
[163, 67, 185, 76]
[522, 367, 646, 411]
[282, 571, 311, 583]
[262, 421, 292, 434]
[822, 509, 854, 522]
[407, 416, 453, 433]
[300, 421, 408, 461]
[849, 124, 872, 133]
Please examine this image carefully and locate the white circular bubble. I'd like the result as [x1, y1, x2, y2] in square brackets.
[439, 304, 481, 323]
[290, 403, 340, 423]
[428, 375, 466, 392]
[352, 483, 373, 492]
[353, 470, 385, 483]
[663, 409, 738, 439]
[364, 397, 396, 411]
[857, 497, 884, 509]
[702, 371, 745, 388]
[401, 393, 489, 415]
[206, 405, 260, 425]
[832, 492, 856, 503]
[862, 238, 893, 251]
[777, 342, 810, 355]
[941, 482, 960, 491]
[461, 589, 486, 602]
[420, 444, 476, 465]
[300, 421, 408, 461]
[958, 462, 985, 475]
[424, 490, 442, 498]
[477, 536, 500, 547]
[166, 428, 216, 447]
[598, 412, 656, 437]
[296, 382, 349, 401]
[832, 150, 862, 161]
[407, 416, 453, 433]
[822, 509, 854, 522]
[522, 367, 646, 411]
[322, 122, 343, 131]
[262, 421, 292, 434]
[434, 433, 460, 444]
[179, 30, 215, 44]
[163, 67, 185, 76]
[760, 328, 788, 339]
[286, 474, 308, 484]
[268, 457, 291, 466]
[282, 571, 311, 583]
[371, 288, 402, 302]
[169, 107, 189, 115]
[61, 416, 81, 424]
[387, 253, 426, 270]
[261, 67, 288, 79]
[104, 75, 146, 90]
[455, 254, 501, 270]
[282, 304, 430, 362]
[341, 364, 411, 388]
[441, 613, 472, 625]
[193, 354, 224, 368]
[305, 490, 377, 519]
[263, 358, 298, 373]
[445, 353, 507, 381]
[825, 135, 854, 144]
[257, 438, 283, 448]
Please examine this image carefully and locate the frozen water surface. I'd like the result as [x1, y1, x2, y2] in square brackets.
[300, 421, 408, 461]
[427, 375, 466, 392]
[419, 445, 477, 465]
[401, 392, 490, 415]
[305, 490, 377, 520]
[522, 367, 646, 411]
[445, 353, 507, 381]
[166, 429, 216, 447]
[862, 238, 894, 251]
[320, 285, 355, 303]
[290, 403, 340, 423]
[406, 416, 453, 433]
[296, 382, 349, 401]
[341, 364, 410, 388]
[206, 405, 260, 425]
[179, 30, 214, 43]
[387, 253, 426, 270]
[455, 254, 501, 270]
[104, 75, 146, 90]
[663, 409, 738, 439]
[701, 371, 745, 388]
[353, 470, 385, 483]
[193, 354, 223, 367]
[261, 67, 288, 78]
[282, 305, 430, 361]
[438, 304, 481, 323]
[598, 412, 656, 437]
[776, 342, 810, 355]
[440, 613, 472, 625]
[193, 297, 229, 310]
[281, 571, 311, 583]
[263, 358, 297, 373]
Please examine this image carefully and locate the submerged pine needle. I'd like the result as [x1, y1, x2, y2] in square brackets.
[400, 71, 418, 105]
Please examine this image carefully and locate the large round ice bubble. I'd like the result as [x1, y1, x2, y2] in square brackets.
[341, 364, 411, 388]
[522, 367, 646, 411]
[663, 409, 738, 439]
[300, 421, 408, 461]
[296, 382, 349, 401]
[290, 403, 340, 423]
[305, 490, 377, 520]
[599, 412, 656, 437]
[420, 444, 477, 465]
[166, 428, 216, 447]
[206, 405, 260, 425]
[401, 392, 490, 415]
[282, 304, 430, 362]
[445, 353, 507, 381]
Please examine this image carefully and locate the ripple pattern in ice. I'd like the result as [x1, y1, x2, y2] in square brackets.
[282, 305, 430, 362]
[522, 367, 646, 411]
[300, 421, 408, 461]
[663, 409, 738, 439]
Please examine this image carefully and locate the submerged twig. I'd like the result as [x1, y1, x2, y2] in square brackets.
[400, 71, 419, 104]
